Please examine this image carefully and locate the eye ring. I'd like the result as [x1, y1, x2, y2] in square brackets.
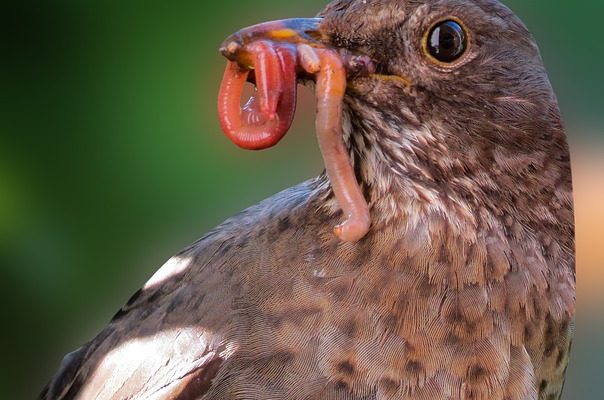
[422, 18, 470, 67]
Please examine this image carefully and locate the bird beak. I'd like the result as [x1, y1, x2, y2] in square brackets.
[219, 18, 326, 69]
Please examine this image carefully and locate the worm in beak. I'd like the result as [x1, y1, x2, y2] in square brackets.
[217, 18, 375, 242]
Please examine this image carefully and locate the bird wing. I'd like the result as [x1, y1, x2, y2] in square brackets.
[41, 180, 321, 400]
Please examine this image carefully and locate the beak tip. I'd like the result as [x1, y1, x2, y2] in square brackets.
[219, 40, 242, 59]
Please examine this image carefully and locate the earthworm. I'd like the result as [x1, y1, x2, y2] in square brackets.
[217, 44, 297, 150]
[217, 39, 371, 241]
[313, 49, 371, 242]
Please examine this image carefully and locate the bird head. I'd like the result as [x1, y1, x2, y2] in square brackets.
[319, 1, 565, 191]
[219, 0, 572, 240]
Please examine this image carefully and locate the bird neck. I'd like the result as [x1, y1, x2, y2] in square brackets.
[335, 106, 575, 255]
[309, 114, 575, 319]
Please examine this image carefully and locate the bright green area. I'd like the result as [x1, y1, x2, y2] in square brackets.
[1, 1, 601, 398]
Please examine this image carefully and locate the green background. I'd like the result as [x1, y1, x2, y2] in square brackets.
[1, 1, 602, 398]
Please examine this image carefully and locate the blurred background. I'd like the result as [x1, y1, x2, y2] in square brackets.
[1, 0, 602, 398]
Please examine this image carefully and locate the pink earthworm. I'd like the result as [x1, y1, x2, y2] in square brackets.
[313, 49, 371, 242]
[217, 38, 371, 241]
[217, 43, 297, 150]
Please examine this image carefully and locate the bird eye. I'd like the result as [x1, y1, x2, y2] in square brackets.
[425, 20, 468, 64]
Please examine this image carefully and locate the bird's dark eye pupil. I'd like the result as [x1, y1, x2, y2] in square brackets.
[427, 20, 467, 63]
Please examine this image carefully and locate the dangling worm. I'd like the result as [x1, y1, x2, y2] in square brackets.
[312, 49, 370, 242]
[217, 39, 371, 241]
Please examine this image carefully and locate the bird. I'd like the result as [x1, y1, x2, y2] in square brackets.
[40, 0, 575, 399]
